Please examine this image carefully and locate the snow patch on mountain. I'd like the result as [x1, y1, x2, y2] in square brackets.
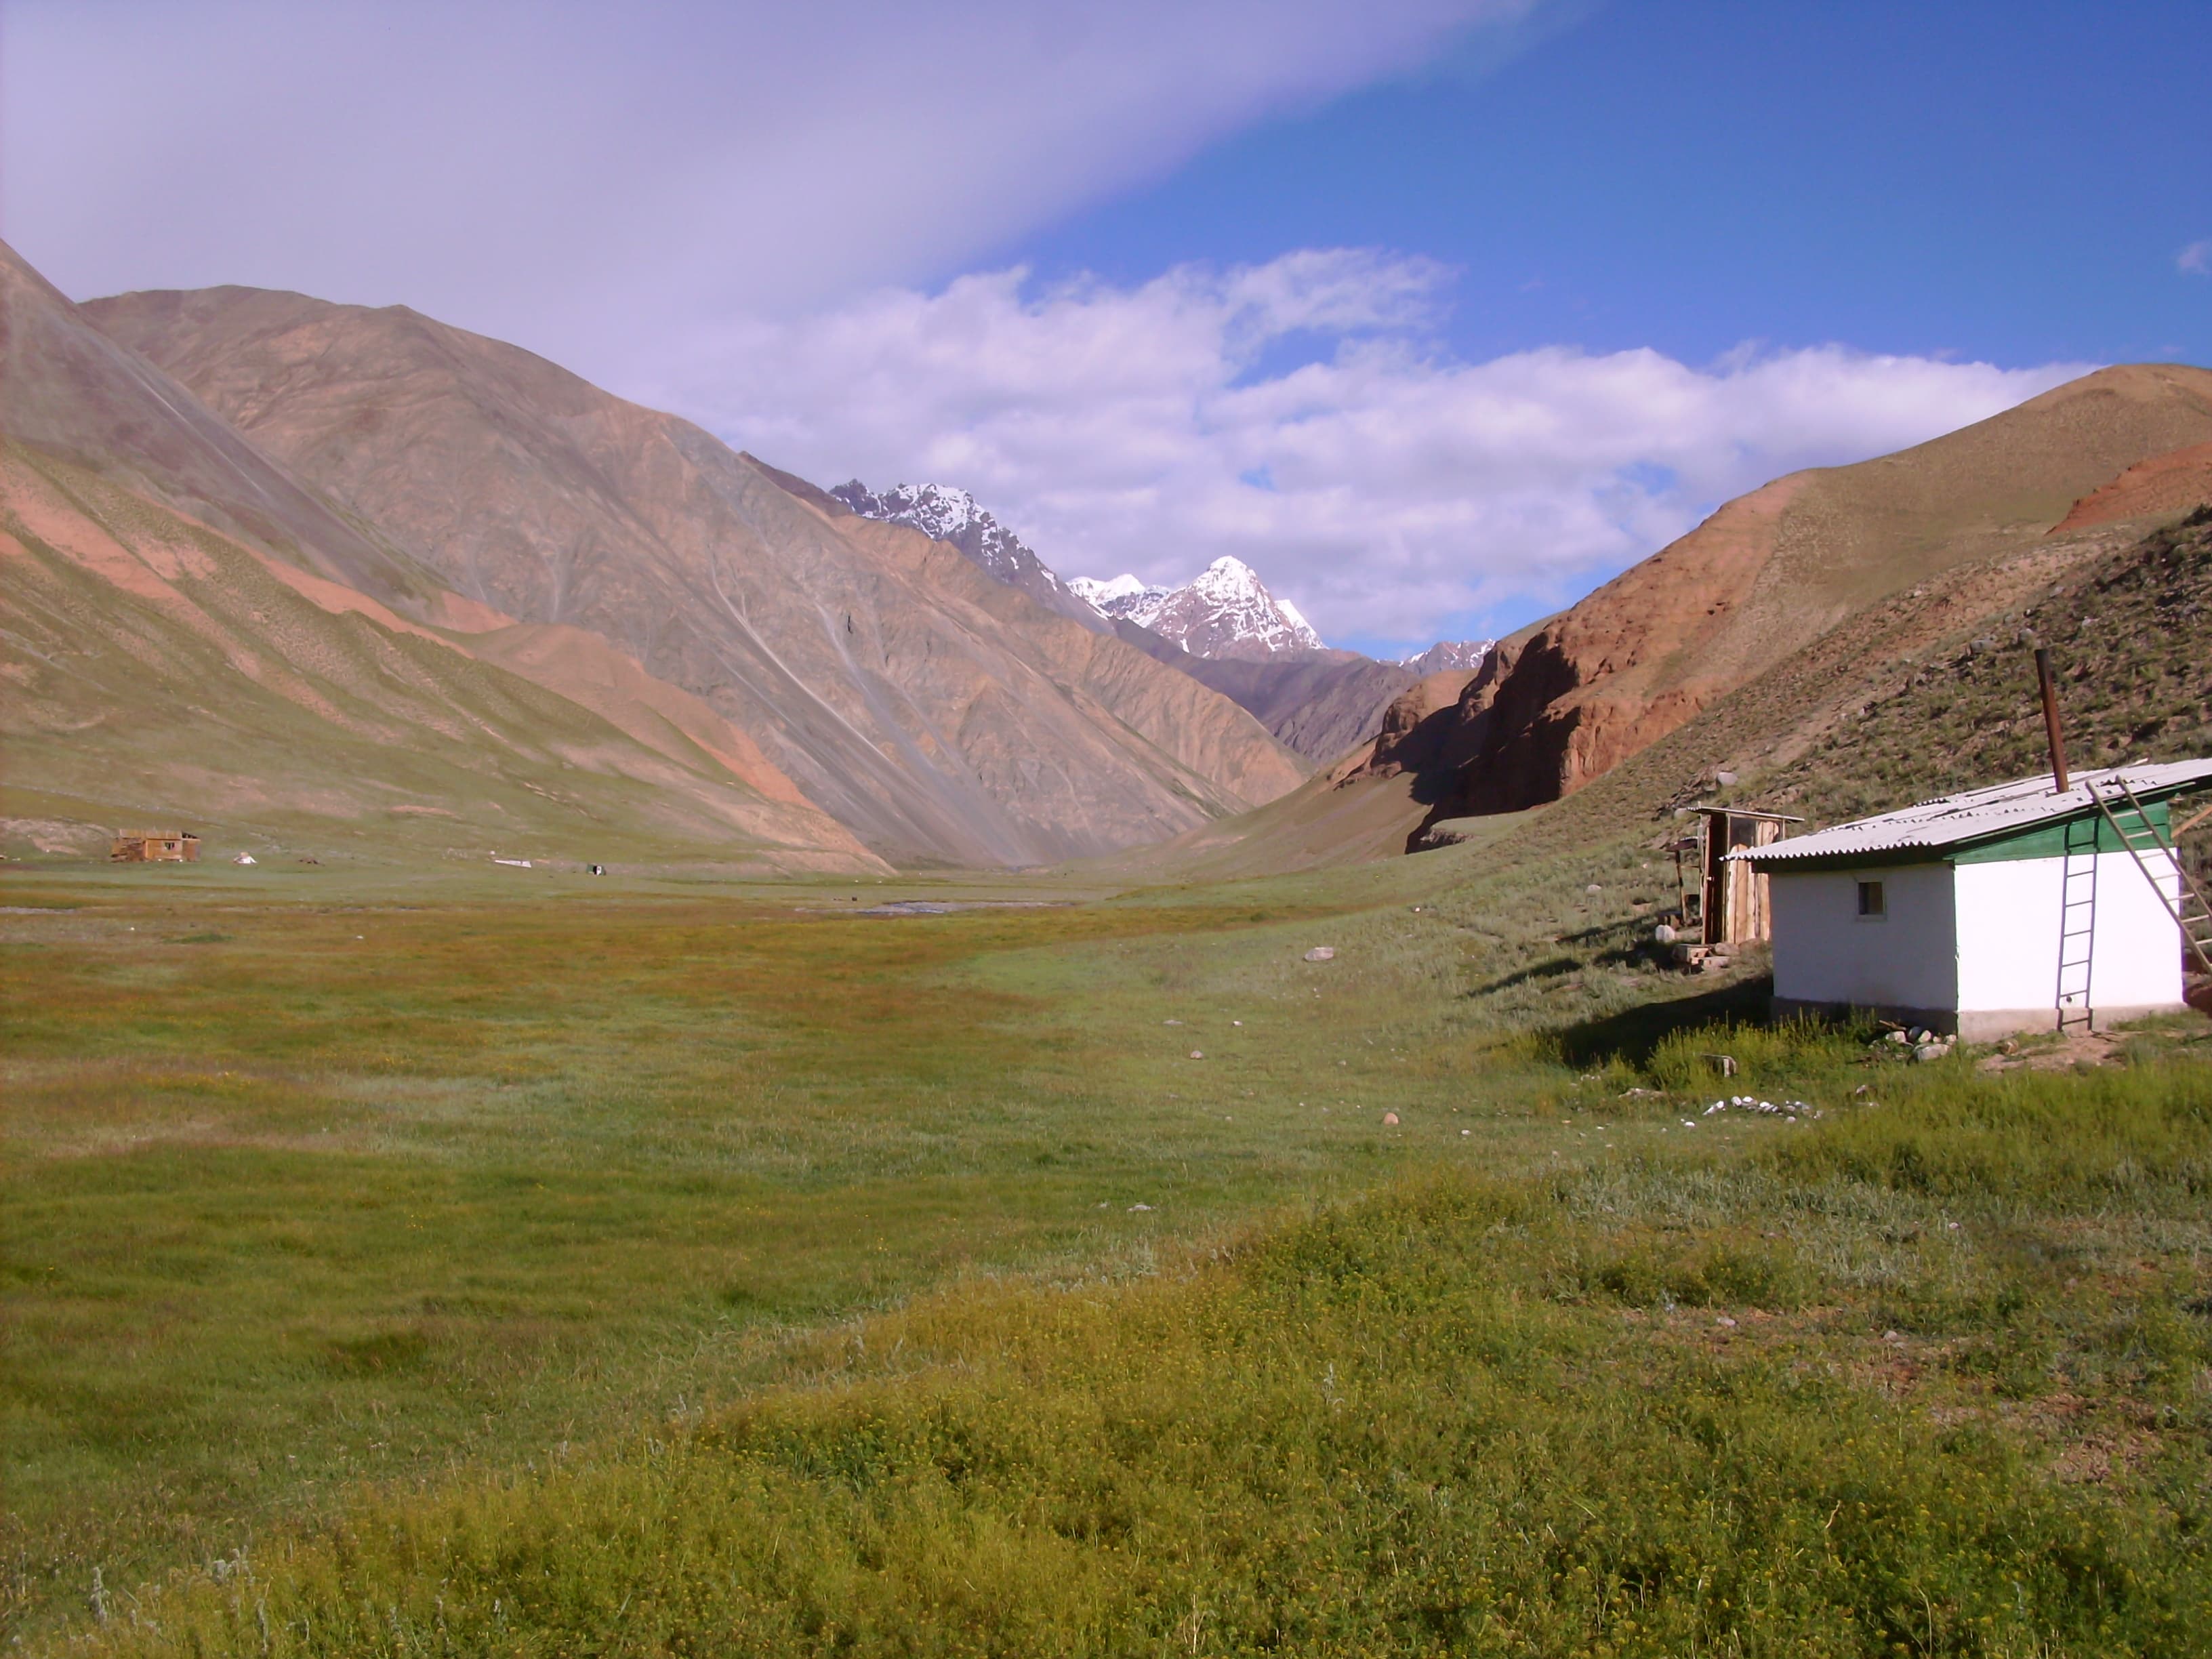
[832, 479, 1122, 632]
[832, 480, 1067, 594]
[1398, 639, 1495, 675]
[1069, 573, 1170, 623]
[1074, 556, 1324, 660]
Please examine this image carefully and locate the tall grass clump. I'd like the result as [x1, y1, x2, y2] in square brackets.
[1647, 1013, 1875, 1096]
[1771, 1059, 2212, 1208]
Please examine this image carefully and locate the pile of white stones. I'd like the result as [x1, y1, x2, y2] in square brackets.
[1702, 1094, 1820, 1120]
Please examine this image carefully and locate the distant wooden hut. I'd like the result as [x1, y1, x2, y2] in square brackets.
[110, 830, 201, 863]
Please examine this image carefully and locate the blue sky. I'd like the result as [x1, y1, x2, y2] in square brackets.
[1017, 1, 2211, 373]
[5, 0, 2205, 655]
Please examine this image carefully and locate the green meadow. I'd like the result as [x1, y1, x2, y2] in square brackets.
[7, 841, 2212, 1654]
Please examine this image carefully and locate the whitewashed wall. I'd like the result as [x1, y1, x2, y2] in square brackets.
[1952, 852, 2182, 1017]
[1768, 863, 1957, 1011]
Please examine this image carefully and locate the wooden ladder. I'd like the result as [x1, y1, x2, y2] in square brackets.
[2055, 813, 2098, 1031]
[2087, 778, 2212, 975]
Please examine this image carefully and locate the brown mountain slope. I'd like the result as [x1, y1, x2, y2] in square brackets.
[0, 241, 438, 612]
[1412, 507, 2203, 875]
[88, 285, 1304, 865]
[1419, 363, 2212, 825]
[1, 239, 884, 869]
[0, 446, 886, 872]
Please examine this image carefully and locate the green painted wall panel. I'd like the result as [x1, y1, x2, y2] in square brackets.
[1948, 800, 2169, 863]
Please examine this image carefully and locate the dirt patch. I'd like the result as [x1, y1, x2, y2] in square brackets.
[1978, 1028, 2127, 1073]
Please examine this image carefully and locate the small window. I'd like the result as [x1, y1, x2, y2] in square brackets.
[1857, 880, 1885, 919]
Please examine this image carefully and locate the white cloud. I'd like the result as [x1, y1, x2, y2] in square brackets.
[2181, 241, 2212, 276]
[1, 0, 1535, 384]
[667, 252, 2091, 653]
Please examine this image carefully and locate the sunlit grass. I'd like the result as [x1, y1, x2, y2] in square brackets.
[62, 1060, 2212, 1657]
[3, 874, 1565, 1639]
[9, 855, 2212, 1654]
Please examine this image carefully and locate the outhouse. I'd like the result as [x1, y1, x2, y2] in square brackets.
[1734, 760, 2212, 1039]
[1671, 806, 1801, 965]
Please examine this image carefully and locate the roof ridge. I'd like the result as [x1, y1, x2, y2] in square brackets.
[1732, 758, 2212, 864]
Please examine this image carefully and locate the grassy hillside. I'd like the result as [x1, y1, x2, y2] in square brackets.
[1761, 506, 2212, 828]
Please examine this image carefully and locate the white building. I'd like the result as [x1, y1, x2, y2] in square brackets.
[1736, 760, 2212, 1040]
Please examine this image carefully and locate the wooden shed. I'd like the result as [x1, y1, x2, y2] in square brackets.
[110, 830, 201, 863]
[1672, 806, 1800, 964]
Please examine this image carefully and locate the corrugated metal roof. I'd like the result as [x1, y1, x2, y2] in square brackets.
[1732, 759, 2212, 866]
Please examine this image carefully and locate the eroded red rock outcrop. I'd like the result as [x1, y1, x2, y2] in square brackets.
[1417, 363, 2212, 827]
[2051, 439, 2212, 533]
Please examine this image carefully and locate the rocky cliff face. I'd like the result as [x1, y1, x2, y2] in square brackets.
[86, 283, 1305, 865]
[1414, 363, 2212, 825]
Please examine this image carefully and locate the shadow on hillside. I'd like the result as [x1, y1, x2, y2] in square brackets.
[1551, 975, 1774, 1069]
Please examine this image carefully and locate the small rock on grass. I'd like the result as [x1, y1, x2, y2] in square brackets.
[1303, 946, 1335, 962]
[1189, 1050, 1205, 1060]
[1382, 1111, 1400, 1126]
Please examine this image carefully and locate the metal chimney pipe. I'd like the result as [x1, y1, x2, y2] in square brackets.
[2034, 647, 2070, 794]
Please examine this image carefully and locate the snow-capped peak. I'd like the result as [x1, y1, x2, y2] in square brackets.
[1397, 638, 1496, 675]
[1073, 573, 1155, 604]
[1068, 573, 1169, 621]
[1072, 555, 1324, 659]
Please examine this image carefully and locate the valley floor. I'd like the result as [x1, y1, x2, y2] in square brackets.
[5, 846, 2211, 1654]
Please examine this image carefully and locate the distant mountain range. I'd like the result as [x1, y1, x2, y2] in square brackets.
[2, 239, 1312, 870]
[1399, 639, 1494, 675]
[24, 226, 2196, 878]
[834, 480, 1494, 761]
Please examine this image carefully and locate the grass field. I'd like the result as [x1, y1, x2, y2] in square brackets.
[7, 840, 2211, 1654]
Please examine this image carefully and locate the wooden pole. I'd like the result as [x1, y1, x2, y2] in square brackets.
[2034, 647, 2070, 794]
